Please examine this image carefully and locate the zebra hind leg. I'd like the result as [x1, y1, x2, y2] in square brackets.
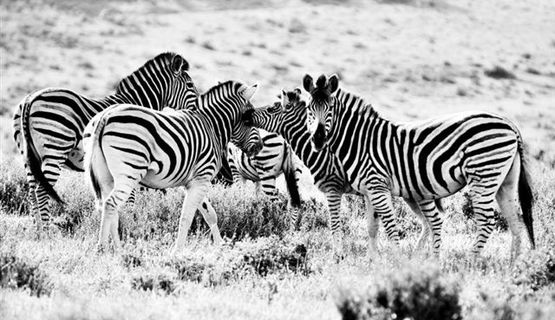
[97, 180, 137, 254]
[417, 199, 443, 255]
[197, 198, 224, 245]
[403, 199, 430, 252]
[495, 154, 524, 263]
[364, 195, 379, 256]
[172, 182, 210, 255]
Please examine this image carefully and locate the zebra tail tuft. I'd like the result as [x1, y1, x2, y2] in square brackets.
[22, 95, 64, 204]
[518, 145, 535, 249]
[283, 145, 301, 208]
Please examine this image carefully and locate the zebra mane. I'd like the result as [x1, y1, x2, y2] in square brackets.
[335, 88, 379, 118]
[115, 52, 179, 94]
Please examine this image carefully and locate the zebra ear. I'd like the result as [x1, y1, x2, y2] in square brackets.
[170, 55, 184, 74]
[294, 87, 302, 96]
[328, 74, 339, 94]
[180, 59, 190, 72]
[303, 74, 314, 93]
[240, 84, 258, 101]
[280, 89, 289, 111]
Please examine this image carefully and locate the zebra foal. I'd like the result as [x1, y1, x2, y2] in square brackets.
[12, 52, 198, 233]
[226, 130, 302, 221]
[302, 74, 534, 260]
[83, 81, 262, 254]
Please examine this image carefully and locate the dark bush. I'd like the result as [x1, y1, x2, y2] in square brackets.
[131, 271, 176, 295]
[336, 265, 461, 320]
[462, 192, 508, 231]
[0, 253, 52, 297]
[484, 66, 516, 79]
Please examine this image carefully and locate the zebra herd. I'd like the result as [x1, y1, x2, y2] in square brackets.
[11, 52, 535, 260]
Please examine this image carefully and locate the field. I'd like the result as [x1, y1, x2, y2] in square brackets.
[1, 0, 555, 319]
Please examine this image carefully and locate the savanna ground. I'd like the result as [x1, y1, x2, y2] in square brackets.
[1, 0, 555, 319]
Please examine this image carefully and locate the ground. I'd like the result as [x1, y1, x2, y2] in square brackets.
[0, 0, 554, 319]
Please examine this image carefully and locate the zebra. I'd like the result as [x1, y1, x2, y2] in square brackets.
[247, 89, 439, 253]
[12, 52, 198, 233]
[83, 81, 262, 254]
[226, 129, 303, 226]
[301, 73, 534, 259]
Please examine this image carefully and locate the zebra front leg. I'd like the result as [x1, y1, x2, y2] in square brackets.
[417, 200, 443, 255]
[259, 176, 278, 201]
[197, 198, 224, 245]
[172, 182, 209, 255]
[325, 190, 344, 259]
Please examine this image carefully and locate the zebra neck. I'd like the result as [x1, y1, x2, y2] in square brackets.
[198, 103, 235, 154]
[108, 90, 163, 110]
[282, 123, 332, 175]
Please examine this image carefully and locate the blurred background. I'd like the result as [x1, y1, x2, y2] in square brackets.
[1, 0, 554, 161]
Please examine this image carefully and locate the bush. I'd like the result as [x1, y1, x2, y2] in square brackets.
[513, 245, 555, 291]
[336, 265, 461, 320]
[0, 163, 29, 215]
[462, 192, 508, 231]
[164, 237, 311, 287]
[0, 253, 52, 297]
[131, 271, 176, 295]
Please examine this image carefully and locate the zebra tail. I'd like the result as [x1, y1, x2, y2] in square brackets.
[434, 199, 444, 213]
[283, 144, 301, 208]
[517, 143, 535, 249]
[87, 114, 110, 201]
[21, 95, 64, 204]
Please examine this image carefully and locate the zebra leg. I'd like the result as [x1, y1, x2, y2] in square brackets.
[495, 154, 523, 262]
[259, 176, 278, 200]
[172, 182, 209, 255]
[127, 188, 138, 206]
[469, 191, 497, 256]
[197, 198, 224, 245]
[404, 199, 430, 251]
[35, 158, 64, 234]
[369, 191, 400, 244]
[325, 190, 344, 259]
[364, 195, 379, 255]
[417, 200, 443, 255]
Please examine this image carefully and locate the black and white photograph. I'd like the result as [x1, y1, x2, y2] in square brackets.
[1, 0, 554, 319]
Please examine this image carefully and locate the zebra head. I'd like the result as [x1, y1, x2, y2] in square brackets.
[302, 73, 339, 151]
[231, 84, 263, 157]
[164, 54, 199, 110]
[246, 88, 306, 139]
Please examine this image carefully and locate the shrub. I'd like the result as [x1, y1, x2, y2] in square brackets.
[0, 163, 29, 215]
[0, 253, 52, 297]
[461, 192, 508, 231]
[513, 245, 555, 291]
[131, 271, 176, 295]
[336, 265, 461, 320]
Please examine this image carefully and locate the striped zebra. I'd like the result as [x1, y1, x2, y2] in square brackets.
[83, 81, 262, 253]
[301, 74, 534, 259]
[248, 89, 437, 252]
[226, 129, 303, 226]
[12, 52, 198, 233]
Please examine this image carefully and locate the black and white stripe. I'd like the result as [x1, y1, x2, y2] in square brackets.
[12, 52, 198, 232]
[302, 74, 534, 258]
[84, 81, 261, 253]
